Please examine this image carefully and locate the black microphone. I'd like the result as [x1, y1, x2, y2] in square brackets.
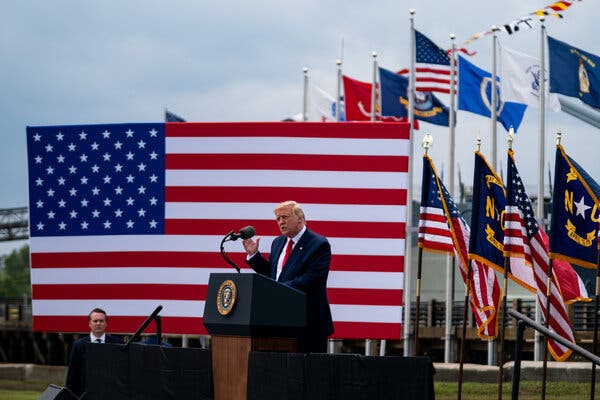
[229, 225, 255, 241]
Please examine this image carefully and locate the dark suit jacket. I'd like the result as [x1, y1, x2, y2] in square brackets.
[66, 334, 123, 397]
[247, 228, 334, 339]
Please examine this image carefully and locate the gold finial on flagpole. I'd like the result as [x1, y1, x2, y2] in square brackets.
[556, 129, 562, 145]
[476, 133, 482, 152]
[507, 127, 515, 149]
[422, 132, 433, 155]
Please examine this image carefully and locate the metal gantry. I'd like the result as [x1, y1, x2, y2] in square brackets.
[0, 207, 28, 241]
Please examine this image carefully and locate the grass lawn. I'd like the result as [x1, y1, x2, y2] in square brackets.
[0, 378, 596, 399]
[0, 379, 50, 400]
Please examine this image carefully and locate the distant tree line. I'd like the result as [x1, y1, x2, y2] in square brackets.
[0, 245, 30, 298]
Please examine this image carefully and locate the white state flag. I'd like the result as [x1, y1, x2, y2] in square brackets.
[500, 44, 561, 112]
[308, 84, 343, 121]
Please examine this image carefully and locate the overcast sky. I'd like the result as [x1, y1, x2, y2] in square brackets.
[1, 1, 598, 255]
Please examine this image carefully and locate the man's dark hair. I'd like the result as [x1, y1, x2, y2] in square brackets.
[88, 307, 108, 321]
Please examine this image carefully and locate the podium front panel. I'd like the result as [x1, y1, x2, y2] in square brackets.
[203, 273, 306, 337]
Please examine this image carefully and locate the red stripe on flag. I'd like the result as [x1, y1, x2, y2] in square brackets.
[165, 186, 407, 205]
[31, 252, 403, 273]
[331, 254, 403, 272]
[416, 87, 450, 94]
[415, 67, 451, 76]
[166, 154, 408, 172]
[332, 322, 401, 339]
[32, 284, 208, 300]
[166, 121, 410, 140]
[327, 288, 402, 306]
[31, 251, 240, 268]
[165, 219, 406, 239]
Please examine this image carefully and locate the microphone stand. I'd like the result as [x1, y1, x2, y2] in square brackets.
[220, 232, 241, 273]
[123, 305, 163, 350]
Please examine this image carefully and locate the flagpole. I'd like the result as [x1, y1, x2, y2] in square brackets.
[371, 52, 378, 122]
[537, 16, 552, 400]
[498, 131, 515, 400]
[458, 139, 481, 400]
[488, 25, 500, 367]
[591, 232, 600, 400]
[365, 50, 379, 356]
[336, 59, 342, 122]
[403, 8, 416, 358]
[303, 67, 309, 121]
[445, 33, 457, 364]
[415, 133, 433, 356]
[490, 26, 499, 170]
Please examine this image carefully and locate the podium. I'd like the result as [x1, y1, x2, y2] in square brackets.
[203, 272, 306, 400]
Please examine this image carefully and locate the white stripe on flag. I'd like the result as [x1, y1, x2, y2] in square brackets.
[166, 203, 407, 222]
[32, 299, 204, 317]
[31, 268, 402, 289]
[166, 137, 409, 156]
[31, 235, 405, 256]
[331, 304, 403, 323]
[166, 170, 408, 189]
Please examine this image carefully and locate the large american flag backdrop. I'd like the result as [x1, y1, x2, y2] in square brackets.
[26, 122, 408, 338]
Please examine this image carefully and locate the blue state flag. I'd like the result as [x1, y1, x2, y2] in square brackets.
[550, 144, 600, 269]
[458, 56, 527, 132]
[548, 36, 600, 109]
[379, 67, 450, 126]
[468, 151, 506, 271]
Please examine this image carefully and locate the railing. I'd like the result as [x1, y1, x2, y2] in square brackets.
[508, 309, 600, 400]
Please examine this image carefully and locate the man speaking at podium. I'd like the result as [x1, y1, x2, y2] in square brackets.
[242, 200, 334, 353]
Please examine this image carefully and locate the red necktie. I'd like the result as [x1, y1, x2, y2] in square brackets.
[281, 239, 294, 268]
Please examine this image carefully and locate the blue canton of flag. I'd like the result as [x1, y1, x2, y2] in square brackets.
[418, 155, 454, 254]
[26, 123, 166, 237]
[458, 55, 527, 132]
[416, 30, 451, 66]
[548, 36, 600, 109]
[379, 67, 450, 127]
[550, 144, 600, 269]
[468, 151, 506, 271]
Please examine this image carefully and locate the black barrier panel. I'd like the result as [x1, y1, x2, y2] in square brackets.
[85, 343, 212, 400]
[86, 343, 130, 400]
[361, 356, 435, 400]
[247, 352, 307, 400]
[129, 344, 213, 400]
[247, 352, 435, 400]
[305, 354, 365, 399]
[38, 384, 79, 400]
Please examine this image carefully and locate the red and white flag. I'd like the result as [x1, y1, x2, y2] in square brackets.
[27, 122, 408, 339]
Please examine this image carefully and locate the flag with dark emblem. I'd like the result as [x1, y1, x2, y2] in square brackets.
[504, 149, 578, 361]
[548, 36, 600, 109]
[550, 144, 600, 269]
[419, 154, 501, 339]
[379, 67, 450, 127]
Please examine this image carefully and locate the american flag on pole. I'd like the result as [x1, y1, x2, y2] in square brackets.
[419, 155, 500, 339]
[414, 30, 453, 94]
[504, 149, 577, 361]
[27, 122, 408, 338]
